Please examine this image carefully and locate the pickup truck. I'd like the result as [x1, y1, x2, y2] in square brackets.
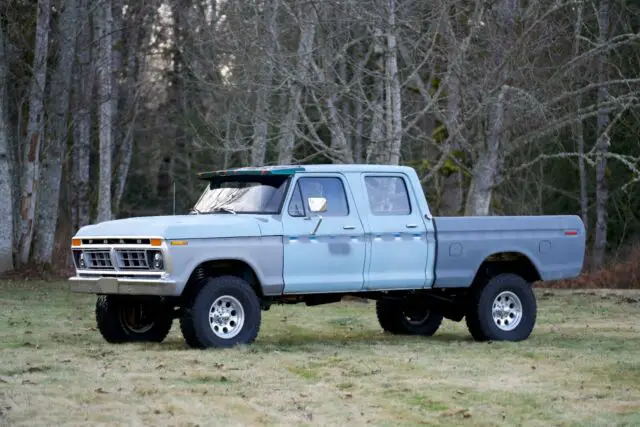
[69, 164, 585, 348]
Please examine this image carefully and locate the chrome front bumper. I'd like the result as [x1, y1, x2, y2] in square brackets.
[69, 275, 178, 296]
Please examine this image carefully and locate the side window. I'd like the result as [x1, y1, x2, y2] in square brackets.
[288, 177, 350, 217]
[364, 176, 411, 215]
[288, 183, 306, 217]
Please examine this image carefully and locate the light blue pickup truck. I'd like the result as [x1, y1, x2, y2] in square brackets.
[69, 164, 585, 348]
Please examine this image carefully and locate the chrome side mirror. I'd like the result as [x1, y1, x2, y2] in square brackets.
[308, 197, 328, 213]
[307, 197, 327, 235]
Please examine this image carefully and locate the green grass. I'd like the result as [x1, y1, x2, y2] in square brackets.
[1, 281, 640, 426]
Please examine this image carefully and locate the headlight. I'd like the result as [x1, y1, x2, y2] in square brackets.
[152, 252, 164, 270]
[78, 252, 86, 269]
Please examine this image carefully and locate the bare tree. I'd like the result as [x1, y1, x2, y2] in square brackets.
[250, 0, 278, 166]
[277, 0, 318, 164]
[114, 1, 157, 212]
[18, 0, 52, 264]
[96, 0, 114, 222]
[0, 19, 14, 272]
[33, 0, 79, 264]
[462, 0, 516, 216]
[385, 0, 402, 165]
[72, 0, 93, 229]
[572, 2, 589, 230]
[111, 0, 124, 163]
[592, 0, 610, 268]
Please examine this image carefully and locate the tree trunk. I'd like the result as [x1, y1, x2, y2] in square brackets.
[111, 0, 123, 164]
[277, 1, 317, 164]
[250, 0, 277, 166]
[72, 0, 93, 230]
[96, 0, 113, 222]
[33, 0, 79, 264]
[463, 0, 515, 217]
[592, 0, 610, 269]
[570, 2, 588, 231]
[114, 2, 147, 213]
[0, 21, 14, 272]
[18, 0, 51, 264]
[386, 0, 402, 165]
[339, 58, 352, 151]
[366, 31, 386, 164]
[325, 92, 353, 163]
[464, 86, 506, 216]
[440, 73, 463, 216]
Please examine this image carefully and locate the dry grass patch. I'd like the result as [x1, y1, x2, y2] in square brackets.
[1, 281, 639, 426]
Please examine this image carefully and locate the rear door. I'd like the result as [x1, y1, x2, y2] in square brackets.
[361, 173, 429, 289]
[282, 173, 367, 294]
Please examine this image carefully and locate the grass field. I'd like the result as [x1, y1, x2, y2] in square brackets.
[1, 280, 639, 427]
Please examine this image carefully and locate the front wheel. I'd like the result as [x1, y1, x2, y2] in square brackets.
[179, 276, 261, 349]
[95, 295, 173, 343]
[465, 273, 537, 342]
[376, 299, 443, 336]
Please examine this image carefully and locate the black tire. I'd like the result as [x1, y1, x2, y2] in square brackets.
[179, 276, 261, 349]
[465, 273, 537, 342]
[376, 299, 443, 336]
[95, 295, 173, 343]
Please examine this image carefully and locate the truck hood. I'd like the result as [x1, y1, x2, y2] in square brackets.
[75, 214, 265, 240]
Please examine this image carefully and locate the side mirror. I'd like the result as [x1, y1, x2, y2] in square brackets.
[307, 197, 327, 236]
[308, 197, 328, 214]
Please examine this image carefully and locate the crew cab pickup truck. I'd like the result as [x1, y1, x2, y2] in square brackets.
[69, 164, 585, 348]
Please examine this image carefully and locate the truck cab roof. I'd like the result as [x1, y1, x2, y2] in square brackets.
[197, 164, 417, 179]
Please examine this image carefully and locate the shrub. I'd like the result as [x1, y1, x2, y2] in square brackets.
[542, 243, 640, 289]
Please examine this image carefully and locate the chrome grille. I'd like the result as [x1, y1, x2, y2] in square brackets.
[84, 250, 114, 270]
[116, 250, 149, 270]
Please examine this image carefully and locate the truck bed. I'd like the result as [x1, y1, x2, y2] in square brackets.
[432, 215, 585, 288]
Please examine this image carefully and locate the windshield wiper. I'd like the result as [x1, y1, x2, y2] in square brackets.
[213, 207, 237, 215]
[190, 207, 202, 215]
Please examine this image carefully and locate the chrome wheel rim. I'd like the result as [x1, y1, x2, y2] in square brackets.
[209, 295, 245, 339]
[492, 291, 523, 331]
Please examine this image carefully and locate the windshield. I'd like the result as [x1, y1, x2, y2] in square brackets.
[191, 175, 290, 214]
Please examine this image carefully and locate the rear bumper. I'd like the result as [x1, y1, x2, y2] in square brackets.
[69, 275, 179, 296]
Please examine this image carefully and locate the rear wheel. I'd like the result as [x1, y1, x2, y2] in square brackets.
[180, 276, 261, 349]
[376, 299, 443, 336]
[95, 295, 173, 343]
[465, 273, 537, 342]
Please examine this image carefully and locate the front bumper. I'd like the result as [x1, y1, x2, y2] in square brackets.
[69, 275, 179, 296]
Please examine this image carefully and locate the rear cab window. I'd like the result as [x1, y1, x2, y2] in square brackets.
[364, 176, 411, 215]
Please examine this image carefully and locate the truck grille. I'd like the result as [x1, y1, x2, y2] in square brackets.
[72, 241, 163, 272]
[84, 250, 114, 269]
[116, 250, 149, 270]
[80, 238, 151, 245]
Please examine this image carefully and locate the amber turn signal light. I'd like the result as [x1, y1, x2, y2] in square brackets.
[72, 238, 81, 247]
[150, 238, 163, 247]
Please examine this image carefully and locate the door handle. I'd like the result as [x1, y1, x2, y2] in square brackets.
[406, 224, 418, 228]
[343, 225, 356, 230]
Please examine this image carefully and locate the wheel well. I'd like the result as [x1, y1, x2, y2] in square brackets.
[180, 260, 263, 303]
[472, 252, 541, 287]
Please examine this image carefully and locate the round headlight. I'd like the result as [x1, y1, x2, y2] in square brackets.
[78, 253, 86, 269]
[153, 252, 164, 270]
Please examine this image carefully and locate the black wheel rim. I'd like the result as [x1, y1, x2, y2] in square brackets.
[119, 302, 155, 333]
[403, 308, 430, 325]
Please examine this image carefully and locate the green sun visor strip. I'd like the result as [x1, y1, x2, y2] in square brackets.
[197, 166, 306, 179]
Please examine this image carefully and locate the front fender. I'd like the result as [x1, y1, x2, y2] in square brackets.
[167, 236, 284, 295]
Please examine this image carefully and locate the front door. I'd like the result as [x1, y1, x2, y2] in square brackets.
[361, 173, 429, 290]
[282, 174, 366, 294]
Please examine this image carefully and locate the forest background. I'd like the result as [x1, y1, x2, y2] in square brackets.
[1, 0, 640, 287]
